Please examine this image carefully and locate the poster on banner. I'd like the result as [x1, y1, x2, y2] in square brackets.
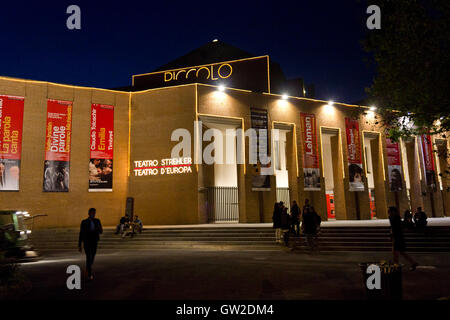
[42, 99, 72, 192]
[385, 138, 403, 192]
[345, 118, 364, 191]
[250, 108, 271, 191]
[420, 134, 437, 189]
[89, 103, 114, 191]
[0, 95, 24, 191]
[301, 112, 320, 191]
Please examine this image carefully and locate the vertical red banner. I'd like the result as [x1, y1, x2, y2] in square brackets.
[43, 99, 73, 192]
[420, 134, 436, 188]
[385, 138, 403, 192]
[0, 95, 24, 191]
[89, 103, 114, 191]
[345, 118, 364, 191]
[301, 112, 320, 191]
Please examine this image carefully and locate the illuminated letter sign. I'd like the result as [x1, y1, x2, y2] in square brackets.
[133, 56, 269, 93]
[133, 157, 192, 176]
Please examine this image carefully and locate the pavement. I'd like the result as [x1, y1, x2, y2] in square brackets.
[10, 246, 450, 300]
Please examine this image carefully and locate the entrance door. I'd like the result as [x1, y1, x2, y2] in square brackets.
[321, 129, 338, 220]
[274, 127, 291, 211]
[199, 116, 241, 223]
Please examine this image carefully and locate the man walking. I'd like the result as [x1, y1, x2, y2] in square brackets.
[78, 208, 103, 280]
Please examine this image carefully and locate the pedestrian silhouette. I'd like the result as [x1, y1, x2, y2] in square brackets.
[78, 208, 103, 280]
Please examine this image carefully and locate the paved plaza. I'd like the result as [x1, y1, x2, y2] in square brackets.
[14, 247, 450, 300]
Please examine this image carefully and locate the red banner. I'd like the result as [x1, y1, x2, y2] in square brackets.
[301, 112, 320, 190]
[45, 99, 73, 161]
[345, 118, 362, 164]
[0, 95, 24, 191]
[43, 99, 72, 192]
[345, 118, 364, 191]
[421, 135, 435, 172]
[385, 138, 403, 191]
[421, 134, 436, 188]
[385, 138, 401, 166]
[89, 103, 114, 191]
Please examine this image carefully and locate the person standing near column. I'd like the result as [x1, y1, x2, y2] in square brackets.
[290, 200, 301, 236]
[272, 202, 282, 243]
[78, 208, 103, 280]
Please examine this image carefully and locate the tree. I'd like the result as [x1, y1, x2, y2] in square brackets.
[362, 0, 449, 141]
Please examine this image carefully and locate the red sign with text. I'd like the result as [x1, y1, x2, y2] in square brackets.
[90, 103, 114, 159]
[345, 118, 362, 164]
[386, 138, 403, 192]
[345, 118, 364, 191]
[421, 135, 435, 172]
[385, 138, 401, 166]
[45, 99, 73, 162]
[0, 95, 24, 191]
[43, 99, 72, 192]
[89, 103, 114, 191]
[301, 112, 320, 191]
[301, 112, 319, 169]
[0, 95, 24, 160]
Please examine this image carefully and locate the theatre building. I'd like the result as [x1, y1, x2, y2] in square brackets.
[0, 41, 448, 228]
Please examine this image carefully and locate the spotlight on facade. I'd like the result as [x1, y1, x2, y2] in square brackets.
[218, 85, 225, 92]
[282, 94, 288, 100]
[369, 106, 376, 111]
[324, 103, 335, 114]
[328, 101, 334, 106]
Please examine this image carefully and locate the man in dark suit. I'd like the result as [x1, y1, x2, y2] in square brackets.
[78, 208, 103, 280]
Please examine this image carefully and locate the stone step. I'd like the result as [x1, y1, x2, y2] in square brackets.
[33, 244, 450, 253]
[30, 233, 450, 240]
[28, 225, 450, 253]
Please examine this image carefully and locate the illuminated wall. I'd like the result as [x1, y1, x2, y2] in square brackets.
[1, 76, 447, 228]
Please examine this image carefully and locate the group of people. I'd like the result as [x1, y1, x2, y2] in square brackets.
[388, 206, 419, 271]
[89, 159, 113, 185]
[114, 215, 143, 238]
[77, 203, 429, 283]
[386, 206, 428, 271]
[402, 207, 428, 230]
[272, 199, 321, 251]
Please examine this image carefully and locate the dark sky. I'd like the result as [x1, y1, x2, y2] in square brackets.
[0, 1, 374, 104]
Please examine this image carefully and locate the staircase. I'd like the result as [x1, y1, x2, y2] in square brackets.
[29, 225, 450, 253]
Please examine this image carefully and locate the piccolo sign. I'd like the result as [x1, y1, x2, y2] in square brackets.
[133, 157, 192, 176]
[163, 63, 232, 82]
[132, 56, 270, 92]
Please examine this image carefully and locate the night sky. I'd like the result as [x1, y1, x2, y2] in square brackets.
[0, 1, 374, 104]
